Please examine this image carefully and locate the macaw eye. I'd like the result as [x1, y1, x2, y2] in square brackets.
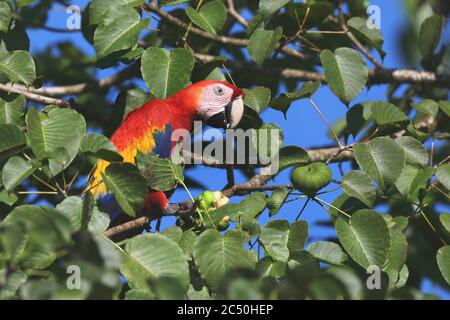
[213, 86, 224, 96]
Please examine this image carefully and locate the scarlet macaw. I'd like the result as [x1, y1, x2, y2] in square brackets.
[88, 80, 244, 225]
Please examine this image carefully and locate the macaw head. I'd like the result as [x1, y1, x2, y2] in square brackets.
[171, 80, 245, 129]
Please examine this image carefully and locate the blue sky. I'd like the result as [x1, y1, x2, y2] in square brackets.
[25, 0, 449, 298]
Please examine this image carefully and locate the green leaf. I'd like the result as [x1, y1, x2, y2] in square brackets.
[5, 205, 72, 246]
[285, 2, 335, 27]
[251, 122, 283, 162]
[258, 0, 290, 17]
[0, 189, 18, 205]
[320, 48, 368, 104]
[0, 124, 26, 158]
[192, 55, 226, 82]
[436, 246, 450, 285]
[307, 241, 348, 266]
[347, 17, 385, 59]
[101, 163, 147, 217]
[209, 192, 267, 227]
[159, 0, 189, 6]
[394, 164, 433, 201]
[354, 137, 406, 192]
[328, 193, 368, 220]
[438, 100, 450, 117]
[384, 228, 407, 274]
[124, 289, 154, 300]
[419, 14, 445, 60]
[122, 233, 190, 290]
[391, 216, 409, 232]
[0, 270, 28, 299]
[0, 2, 11, 33]
[93, 6, 149, 59]
[367, 101, 409, 126]
[287, 220, 308, 255]
[243, 86, 271, 113]
[0, 94, 25, 126]
[193, 230, 256, 291]
[277, 146, 310, 172]
[185, 0, 227, 36]
[247, 27, 283, 65]
[14, 0, 37, 8]
[325, 266, 363, 300]
[160, 228, 197, 261]
[89, 0, 145, 25]
[260, 220, 308, 262]
[436, 164, 450, 190]
[256, 257, 286, 278]
[80, 133, 122, 162]
[151, 277, 187, 299]
[270, 81, 321, 116]
[56, 196, 110, 233]
[412, 99, 439, 117]
[2, 156, 37, 191]
[267, 188, 289, 216]
[336, 210, 390, 269]
[0, 50, 36, 86]
[26, 107, 86, 175]
[141, 47, 195, 98]
[346, 103, 373, 136]
[136, 153, 184, 192]
[395, 136, 428, 167]
[440, 214, 450, 234]
[341, 170, 376, 207]
[122, 88, 154, 118]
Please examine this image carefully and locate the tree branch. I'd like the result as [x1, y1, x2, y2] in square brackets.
[336, 3, 382, 68]
[101, 113, 437, 241]
[143, 3, 312, 61]
[141, 4, 449, 88]
[226, 0, 248, 27]
[4, 63, 139, 98]
[194, 53, 450, 87]
[0, 83, 73, 108]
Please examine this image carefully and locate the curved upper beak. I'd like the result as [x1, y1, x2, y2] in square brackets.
[206, 96, 244, 129]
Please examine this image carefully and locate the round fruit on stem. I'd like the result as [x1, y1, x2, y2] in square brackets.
[218, 215, 230, 231]
[197, 190, 215, 211]
[290, 162, 332, 196]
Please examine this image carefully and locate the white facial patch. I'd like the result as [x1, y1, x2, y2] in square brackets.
[228, 97, 244, 128]
[197, 84, 234, 119]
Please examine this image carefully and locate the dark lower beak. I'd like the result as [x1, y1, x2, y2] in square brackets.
[206, 101, 232, 129]
[206, 96, 244, 129]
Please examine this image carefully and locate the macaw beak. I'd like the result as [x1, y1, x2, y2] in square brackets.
[206, 96, 244, 129]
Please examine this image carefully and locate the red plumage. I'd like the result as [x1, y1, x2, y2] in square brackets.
[87, 80, 243, 219]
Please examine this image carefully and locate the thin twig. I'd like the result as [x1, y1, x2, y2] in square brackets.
[337, 2, 382, 68]
[314, 196, 351, 218]
[419, 210, 447, 246]
[18, 191, 59, 195]
[295, 197, 311, 221]
[308, 98, 342, 148]
[226, 0, 248, 27]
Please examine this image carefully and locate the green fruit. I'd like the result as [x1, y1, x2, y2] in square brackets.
[198, 190, 215, 211]
[290, 162, 332, 195]
[218, 216, 230, 231]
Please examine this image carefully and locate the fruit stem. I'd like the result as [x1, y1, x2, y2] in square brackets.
[295, 197, 311, 221]
[308, 97, 342, 148]
[314, 196, 351, 218]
